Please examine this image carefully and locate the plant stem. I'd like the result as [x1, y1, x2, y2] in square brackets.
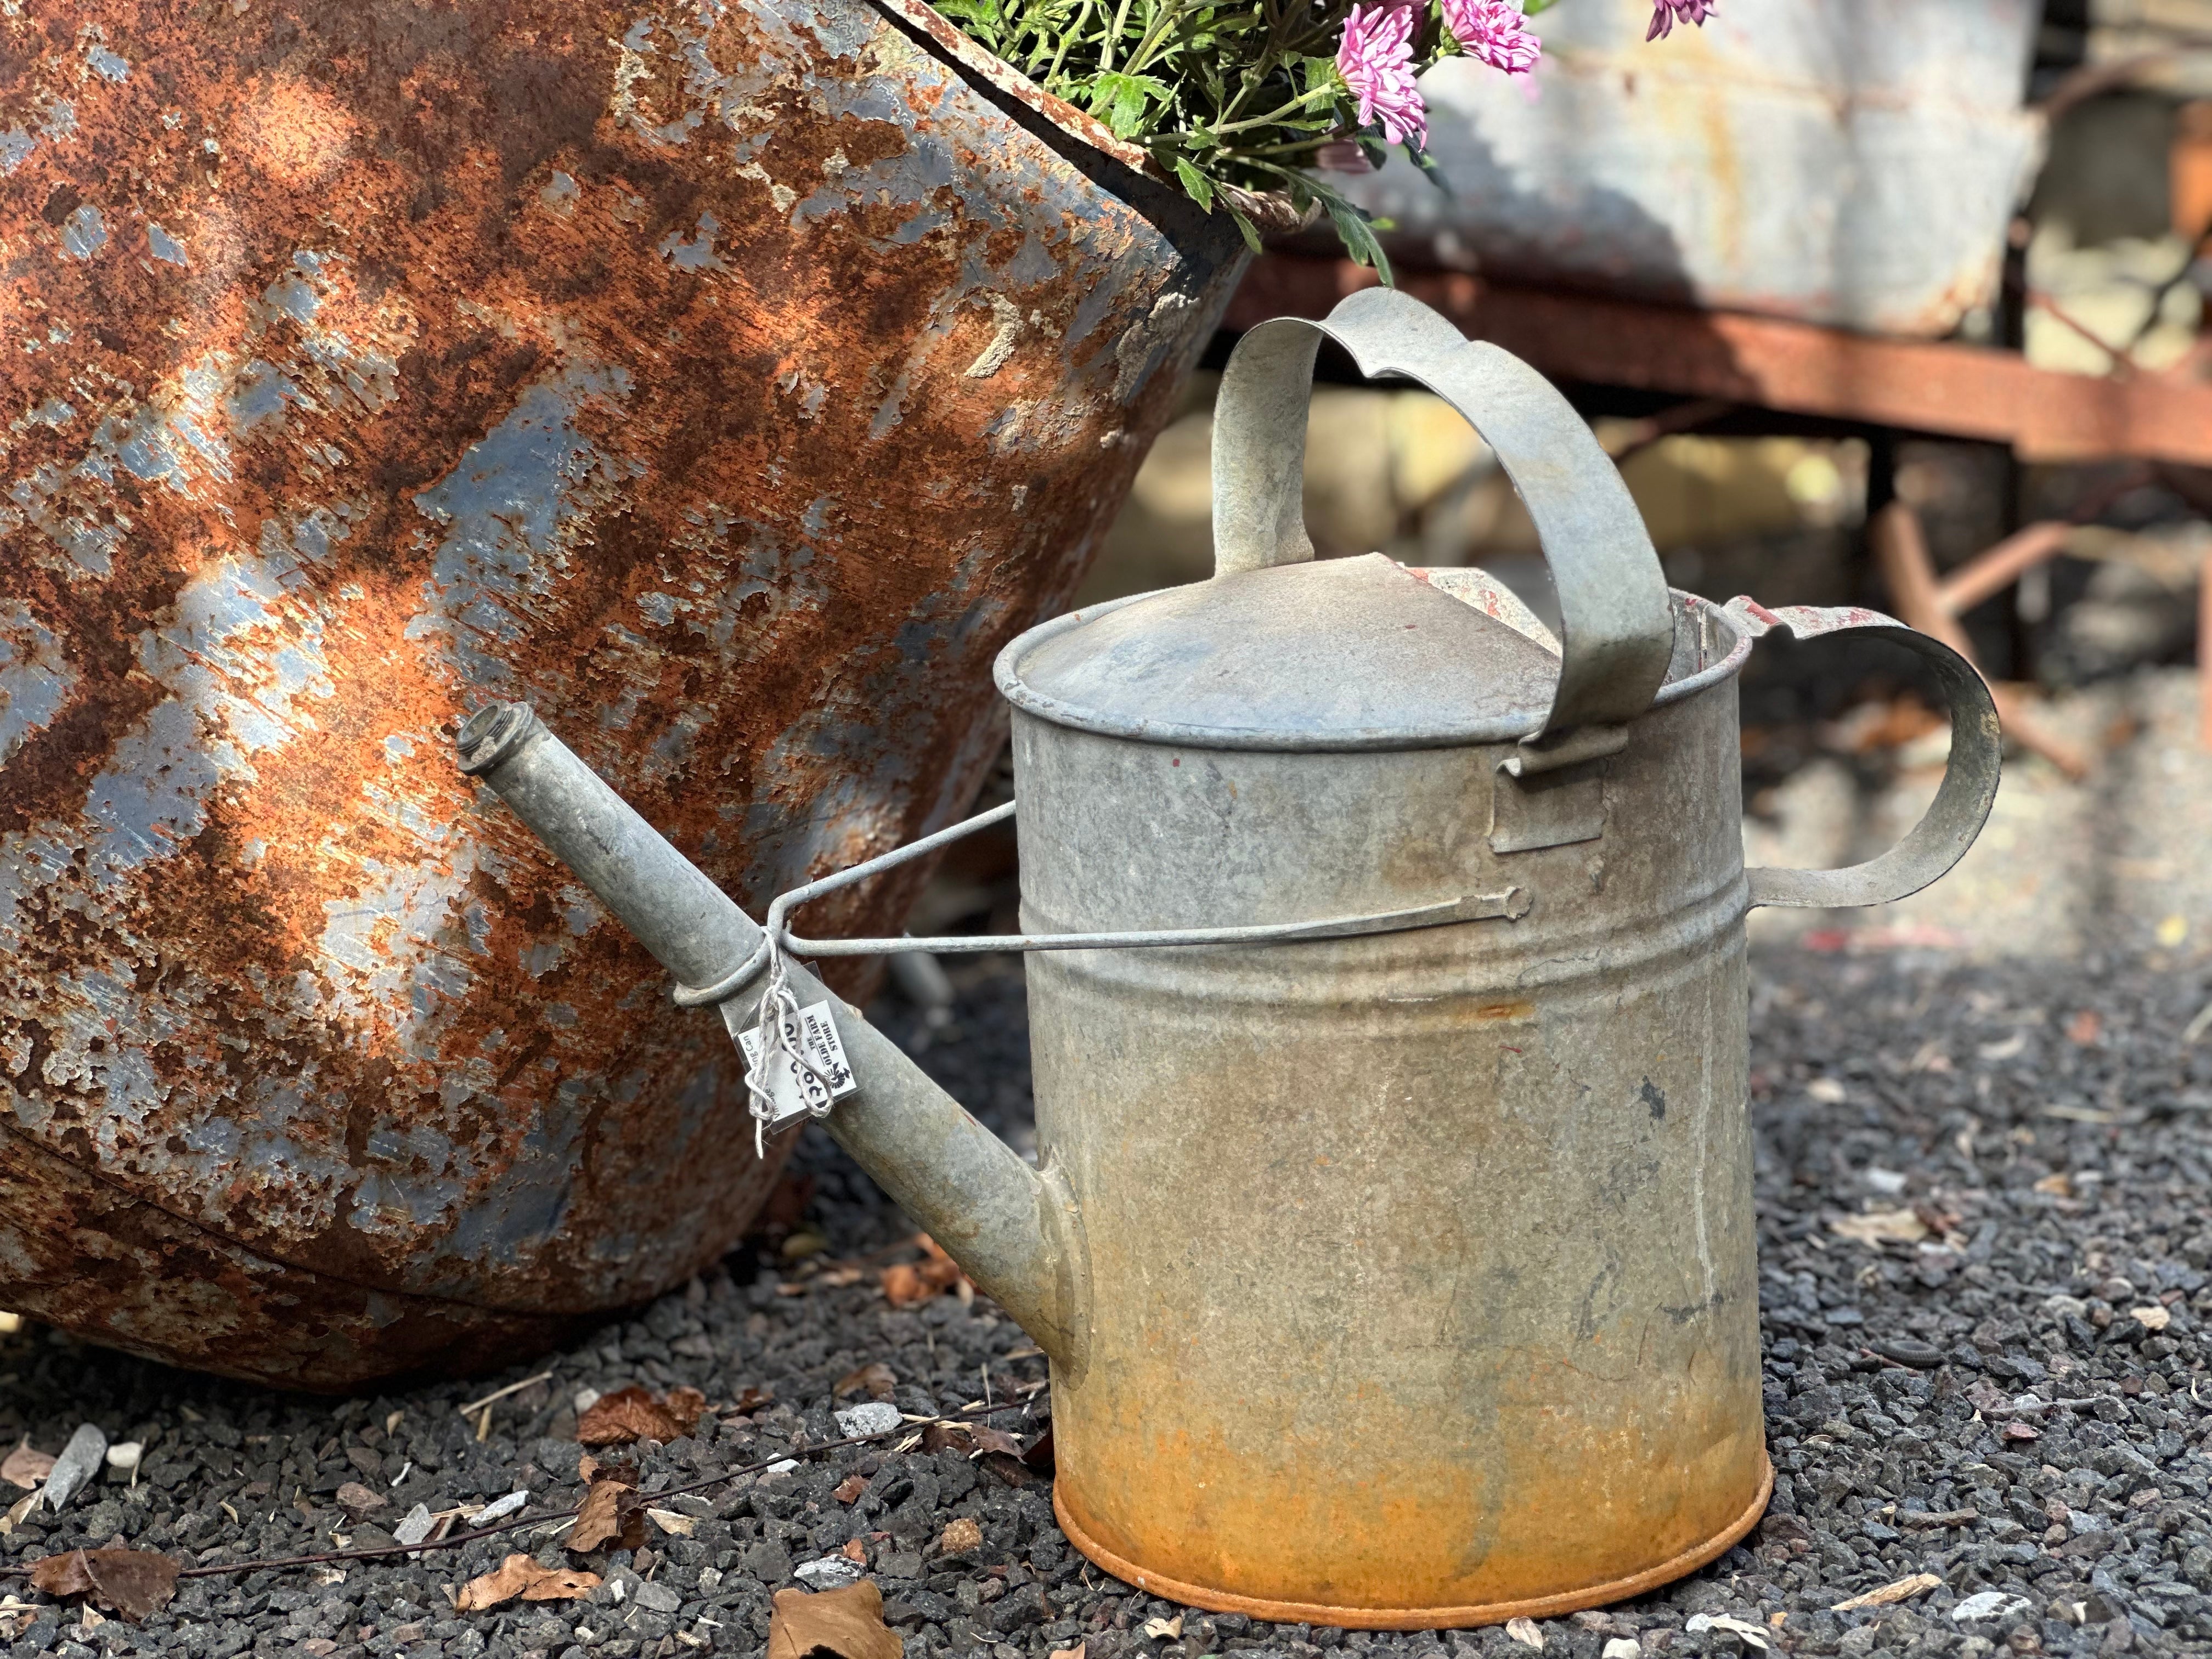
[1097, 0, 1139, 72]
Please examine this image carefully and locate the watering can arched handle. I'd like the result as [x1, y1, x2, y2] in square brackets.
[1211, 286, 1675, 746]
[1730, 601, 2003, 910]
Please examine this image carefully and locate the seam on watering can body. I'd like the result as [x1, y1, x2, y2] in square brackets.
[1013, 871, 1754, 1010]
[992, 585, 1757, 752]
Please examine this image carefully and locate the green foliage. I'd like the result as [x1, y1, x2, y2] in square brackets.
[928, 0, 1477, 273]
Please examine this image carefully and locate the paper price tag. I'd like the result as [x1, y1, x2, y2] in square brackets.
[737, 1000, 858, 1128]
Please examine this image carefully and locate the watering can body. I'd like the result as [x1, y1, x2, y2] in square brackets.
[458, 288, 2000, 1627]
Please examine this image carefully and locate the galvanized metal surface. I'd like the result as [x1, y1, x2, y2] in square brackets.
[0, 0, 1243, 1389]
[469, 294, 1998, 1625]
[1335, 0, 2045, 338]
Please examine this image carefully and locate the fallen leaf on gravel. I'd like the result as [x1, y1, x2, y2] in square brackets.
[766, 1581, 902, 1659]
[936, 1517, 983, 1557]
[833, 1363, 897, 1402]
[2001, 1420, 2041, 1442]
[1, 1444, 53, 1490]
[568, 1477, 647, 1554]
[840, 1537, 867, 1565]
[576, 1385, 706, 1446]
[2033, 1172, 2073, 1197]
[880, 1237, 969, 1308]
[29, 1548, 179, 1621]
[1142, 1615, 1184, 1640]
[968, 1426, 1024, 1458]
[919, 1422, 974, 1456]
[1503, 1617, 1543, 1649]
[645, 1508, 696, 1538]
[335, 1482, 386, 1516]
[1829, 1209, 1929, 1246]
[2065, 1010, 2101, 1045]
[732, 1386, 774, 1414]
[455, 1555, 600, 1612]
[1051, 1645, 1086, 1659]
[833, 1475, 868, 1504]
[1830, 1572, 1942, 1611]
[1684, 1615, 1767, 1650]
[2130, 1305, 2172, 1331]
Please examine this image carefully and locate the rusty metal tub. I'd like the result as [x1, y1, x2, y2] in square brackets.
[0, 0, 1244, 1389]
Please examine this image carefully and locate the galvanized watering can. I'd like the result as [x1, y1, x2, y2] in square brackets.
[455, 288, 2001, 1627]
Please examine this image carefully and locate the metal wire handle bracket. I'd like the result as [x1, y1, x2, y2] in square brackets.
[672, 798, 1529, 1011]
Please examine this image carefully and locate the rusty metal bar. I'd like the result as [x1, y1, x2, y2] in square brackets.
[1868, 504, 2091, 779]
[1229, 257, 2212, 469]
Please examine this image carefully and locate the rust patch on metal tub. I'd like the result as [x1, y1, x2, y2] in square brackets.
[0, 0, 1245, 1386]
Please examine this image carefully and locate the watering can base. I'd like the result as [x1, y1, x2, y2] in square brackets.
[1050, 1458, 1773, 1631]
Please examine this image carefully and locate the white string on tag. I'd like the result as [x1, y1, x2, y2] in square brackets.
[738, 934, 855, 1158]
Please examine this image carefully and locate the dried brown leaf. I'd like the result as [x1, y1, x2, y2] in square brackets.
[456, 1554, 601, 1612]
[29, 1549, 180, 1621]
[575, 1385, 706, 1447]
[968, 1426, 1024, 1458]
[568, 1479, 647, 1553]
[2066, 1009, 2102, 1046]
[732, 1386, 774, 1414]
[1830, 1572, 1942, 1611]
[1, 1444, 53, 1491]
[833, 1475, 869, 1504]
[1828, 1209, 1930, 1248]
[833, 1363, 897, 1402]
[766, 1581, 903, 1659]
[1142, 1615, 1184, 1640]
[918, 1423, 973, 1457]
[879, 1237, 969, 1308]
[1051, 1645, 1086, 1659]
[840, 1537, 867, 1564]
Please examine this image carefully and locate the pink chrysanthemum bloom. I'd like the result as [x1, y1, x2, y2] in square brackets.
[1646, 0, 1713, 39]
[1336, 1, 1427, 148]
[1444, 0, 1541, 75]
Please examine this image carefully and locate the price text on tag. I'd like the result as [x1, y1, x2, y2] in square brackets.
[736, 1000, 858, 1128]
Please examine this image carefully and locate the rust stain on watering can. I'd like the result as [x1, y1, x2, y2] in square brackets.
[0, 0, 1244, 1387]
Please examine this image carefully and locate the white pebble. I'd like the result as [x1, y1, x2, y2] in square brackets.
[833, 1401, 901, 1438]
[104, 1441, 143, 1476]
[1951, 1591, 2032, 1623]
[794, 1556, 864, 1590]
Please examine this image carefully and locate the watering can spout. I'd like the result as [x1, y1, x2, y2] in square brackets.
[454, 703, 1086, 1372]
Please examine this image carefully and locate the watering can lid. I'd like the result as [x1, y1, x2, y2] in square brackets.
[996, 552, 1566, 751]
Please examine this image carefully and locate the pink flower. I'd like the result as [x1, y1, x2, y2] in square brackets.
[1336, 1, 1427, 149]
[1645, 0, 1713, 39]
[1444, 0, 1540, 75]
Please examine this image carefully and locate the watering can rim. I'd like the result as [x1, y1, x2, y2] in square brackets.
[993, 572, 1759, 753]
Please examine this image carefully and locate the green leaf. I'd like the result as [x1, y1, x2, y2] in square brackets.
[1086, 70, 1175, 138]
[1171, 156, 1218, 211]
[1320, 190, 1393, 285]
[1227, 201, 1265, 255]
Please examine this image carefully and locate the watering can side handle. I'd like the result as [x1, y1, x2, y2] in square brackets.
[1210, 286, 1675, 742]
[1730, 602, 2003, 911]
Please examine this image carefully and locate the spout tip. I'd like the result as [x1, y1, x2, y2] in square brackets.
[455, 702, 543, 777]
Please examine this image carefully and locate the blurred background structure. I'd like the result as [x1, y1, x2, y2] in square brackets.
[1020, 0, 2212, 966]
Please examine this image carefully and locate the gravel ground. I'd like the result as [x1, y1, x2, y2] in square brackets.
[2, 948, 2209, 1659]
